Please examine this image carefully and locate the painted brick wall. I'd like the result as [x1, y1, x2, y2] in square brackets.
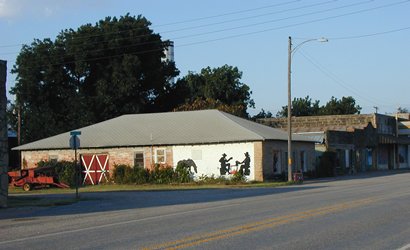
[21, 146, 174, 171]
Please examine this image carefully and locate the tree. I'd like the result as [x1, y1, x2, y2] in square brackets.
[10, 14, 179, 143]
[251, 109, 273, 120]
[276, 96, 320, 117]
[320, 96, 361, 115]
[276, 96, 361, 117]
[173, 97, 246, 117]
[174, 65, 254, 117]
[397, 107, 409, 113]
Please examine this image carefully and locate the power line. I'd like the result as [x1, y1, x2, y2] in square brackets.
[150, 0, 302, 27]
[0, 0, 346, 56]
[0, 0, 383, 58]
[329, 26, 410, 40]
[168, 0, 374, 41]
[157, 0, 338, 35]
[0, 0, 301, 49]
[298, 49, 394, 107]
[5, 0, 410, 71]
[175, 0, 410, 47]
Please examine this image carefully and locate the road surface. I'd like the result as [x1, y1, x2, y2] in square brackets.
[1, 171, 410, 249]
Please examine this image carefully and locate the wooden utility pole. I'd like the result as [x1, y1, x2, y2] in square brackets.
[0, 60, 8, 208]
[287, 37, 293, 182]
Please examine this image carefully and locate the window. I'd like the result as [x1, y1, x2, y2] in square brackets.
[155, 149, 166, 164]
[398, 145, 408, 164]
[300, 151, 306, 172]
[49, 155, 58, 162]
[272, 151, 281, 173]
[134, 152, 144, 168]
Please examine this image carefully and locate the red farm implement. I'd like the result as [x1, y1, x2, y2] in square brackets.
[8, 167, 70, 191]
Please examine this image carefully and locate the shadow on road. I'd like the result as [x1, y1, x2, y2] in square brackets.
[3, 170, 408, 220]
[1, 185, 323, 220]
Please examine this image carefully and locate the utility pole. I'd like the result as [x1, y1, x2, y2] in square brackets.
[287, 36, 293, 182]
[286, 36, 328, 182]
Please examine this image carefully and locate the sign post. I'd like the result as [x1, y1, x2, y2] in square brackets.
[70, 131, 81, 200]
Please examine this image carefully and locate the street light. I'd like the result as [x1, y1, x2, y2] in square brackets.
[287, 36, 328, 182]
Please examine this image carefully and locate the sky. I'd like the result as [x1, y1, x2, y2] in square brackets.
[0, 0, 409, 116]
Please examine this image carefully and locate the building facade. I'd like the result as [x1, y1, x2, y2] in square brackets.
[15, 110, 316, 183]
[258, 113, 410, 175]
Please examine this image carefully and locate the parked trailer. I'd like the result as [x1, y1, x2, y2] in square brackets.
[8, 167, 70, 191]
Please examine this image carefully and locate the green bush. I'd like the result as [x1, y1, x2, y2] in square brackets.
[230, 171, 246, 184]
[133, 166, 149, 184]
[111, 164, 133, 184]
[149, 164, 176, 184]
[37, 160, 77, 187]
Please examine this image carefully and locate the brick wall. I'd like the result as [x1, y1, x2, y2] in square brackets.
[253, 142, 263, 181]
[21, 146, 175, 172]
[258, 114, 376, 133]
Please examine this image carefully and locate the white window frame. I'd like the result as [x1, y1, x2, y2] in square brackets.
[155, 148, 166, 164]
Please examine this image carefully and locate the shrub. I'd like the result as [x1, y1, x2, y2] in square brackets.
[37, 160, 77, 187]
[133, 166, 149, 184]
[197, 174, 222, 184]
[230, 171, 246, 184]
[112, 164, 133, 184]
[149, 164, 176, 184]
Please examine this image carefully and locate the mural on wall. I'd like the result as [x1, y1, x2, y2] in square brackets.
[219, 152, 251, 176]
[177, 159, 198, 174]
[219, 153, 233, 175]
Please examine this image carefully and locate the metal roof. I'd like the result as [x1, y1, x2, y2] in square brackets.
[294, 132, 325, 144]
[14, 110, 314, 151]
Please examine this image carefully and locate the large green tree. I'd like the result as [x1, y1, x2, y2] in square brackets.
[10, 14, 178, 143]
[173, 65, 254, 117]
[319, 96, 362, 115]
[276, 96, 320, 117]
[277, 95, 361, 117]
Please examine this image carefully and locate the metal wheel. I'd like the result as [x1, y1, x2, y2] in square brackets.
[22, 183, 32, 191]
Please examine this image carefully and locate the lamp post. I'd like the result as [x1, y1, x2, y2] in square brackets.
[287, 36, 328, 182]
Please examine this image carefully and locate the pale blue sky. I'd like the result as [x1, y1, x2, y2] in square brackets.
[1, 0, 409, 115]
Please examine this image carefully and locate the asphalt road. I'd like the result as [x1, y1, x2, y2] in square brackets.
[1, 171, 410, 250]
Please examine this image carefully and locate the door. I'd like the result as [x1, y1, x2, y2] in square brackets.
[81, 154, 110, 185]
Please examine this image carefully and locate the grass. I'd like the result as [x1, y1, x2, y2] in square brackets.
[8, 180, 291, 194]
[6, 181, 292, 208]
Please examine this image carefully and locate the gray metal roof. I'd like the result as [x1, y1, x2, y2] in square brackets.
[295, 132, 325, 144]
[14, 110, 314, 151]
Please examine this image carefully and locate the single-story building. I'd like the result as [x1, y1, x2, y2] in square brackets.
[258, 113, 410, 175]
[14, 110, 316, 183]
